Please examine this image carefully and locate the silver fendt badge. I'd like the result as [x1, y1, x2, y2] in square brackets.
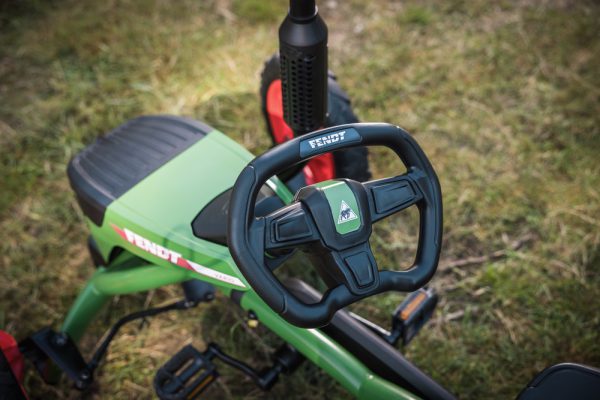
[308, 130, 346, 149]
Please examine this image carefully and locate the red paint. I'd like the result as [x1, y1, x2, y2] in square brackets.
[0, 330, 28, 398]
[303, 152, 335, 185]
[176, 257, 194, 271]
[266, 79, 294, 143]
[266, 79, 335, 183]
[111, 224, 127, 241]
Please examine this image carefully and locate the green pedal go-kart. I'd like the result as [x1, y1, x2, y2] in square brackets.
[15, 1, 600, 399]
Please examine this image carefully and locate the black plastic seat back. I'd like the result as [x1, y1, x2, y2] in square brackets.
[517, 363, 600, 400]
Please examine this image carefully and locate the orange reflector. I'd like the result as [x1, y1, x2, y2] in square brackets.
[186, 373, 215, 399]
[400, 292, 427, 321]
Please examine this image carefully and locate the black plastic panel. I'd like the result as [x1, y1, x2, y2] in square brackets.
[67, 115, 212, 226]
[517, 363, 600, 400]
[192, 186, 284, 246]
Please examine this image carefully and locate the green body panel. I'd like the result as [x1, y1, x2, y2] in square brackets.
[86, 130, 292, 291]
[60, 250, 193, 342]
[59, 127, 416, 399]
[313, 180, 362, 234]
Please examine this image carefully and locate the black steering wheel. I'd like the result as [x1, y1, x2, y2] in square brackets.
[228, 123, 442, 328]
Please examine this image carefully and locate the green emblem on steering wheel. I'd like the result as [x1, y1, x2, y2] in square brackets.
[314, 180, 362, 235]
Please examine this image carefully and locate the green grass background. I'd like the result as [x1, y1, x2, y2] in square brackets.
[1, 0, 599, 398]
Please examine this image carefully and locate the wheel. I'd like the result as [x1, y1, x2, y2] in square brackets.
[260, 54, 371, 183]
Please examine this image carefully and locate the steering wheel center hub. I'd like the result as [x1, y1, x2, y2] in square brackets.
[308, 180, 362, 235]
[295, 180, 373, 251]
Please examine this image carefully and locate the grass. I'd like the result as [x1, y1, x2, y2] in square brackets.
[1, 0, 599, 398]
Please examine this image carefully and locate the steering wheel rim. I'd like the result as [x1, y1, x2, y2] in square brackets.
[228, 123, 442, 328]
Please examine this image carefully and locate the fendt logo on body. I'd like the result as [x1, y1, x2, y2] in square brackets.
[111, 224, 247, 288]
[308, 130, 346, 149]
[121, 226, 182, 264]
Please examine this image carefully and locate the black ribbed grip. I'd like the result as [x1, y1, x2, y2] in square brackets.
[279, 2, 328, 134]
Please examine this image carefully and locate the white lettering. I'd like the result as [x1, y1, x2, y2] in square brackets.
[134, 234, 145, 248]
[307, 131, 348, 150]
[156, 245, 170, 260]
[114, 225, 246, 288]
[122, 227, 179, 263]
[124, 228, 136, 244]
[169, 251, 182, 264]
[143, 238, 157, 255]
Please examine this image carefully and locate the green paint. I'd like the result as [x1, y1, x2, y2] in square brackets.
[85, 129, 292, 291]
[60, 251, 193, 342]
[100, 130, 252, 290]
[64, 128, 294, 338]
[266, 175, 294, 204]
[313, 180, 362, 234]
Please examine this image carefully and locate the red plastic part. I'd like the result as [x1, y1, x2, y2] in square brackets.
[0, 330, 27, 396]
[266, 79, 335, 184]
[266, 79, 295, 144]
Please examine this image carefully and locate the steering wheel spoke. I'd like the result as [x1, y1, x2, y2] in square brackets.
[364, 169, 425, 222]
[263, 202, 320, 254]
[330, 241, 380, 295]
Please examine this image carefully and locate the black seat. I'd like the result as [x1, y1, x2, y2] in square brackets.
[67, 115, 212, 226]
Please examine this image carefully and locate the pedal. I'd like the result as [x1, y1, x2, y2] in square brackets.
[154, 345, 218, 400]
[392, 287, 438, 345]
[349, 287, 438, 346]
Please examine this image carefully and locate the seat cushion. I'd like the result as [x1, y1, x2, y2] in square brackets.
[67, 115, 213, 226]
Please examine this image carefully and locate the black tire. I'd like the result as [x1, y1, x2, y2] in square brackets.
[260, 54, 371, 182]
